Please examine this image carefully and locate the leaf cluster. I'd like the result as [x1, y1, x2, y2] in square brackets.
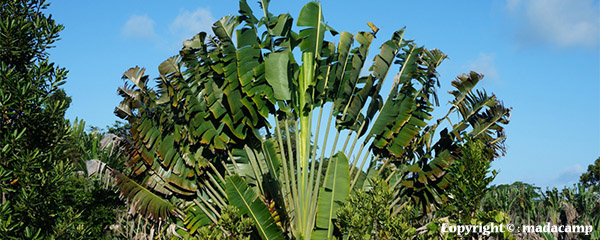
[337, 178, 417, 240]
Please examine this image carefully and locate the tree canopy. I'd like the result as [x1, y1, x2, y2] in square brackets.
[580, 157, 600, 189]
[1, 1, 124, 238]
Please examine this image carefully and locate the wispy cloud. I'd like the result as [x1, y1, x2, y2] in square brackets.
[120, 8, 215, 52]
[506, 0, 599, 49]
[467, 53, 500, 83]
[552, 164, 584, 187]
[170, 8, 215, 42]
[121, 14, 156, 40]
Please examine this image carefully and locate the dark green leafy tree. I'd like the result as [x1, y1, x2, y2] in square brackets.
[442, 138, 497, 222]
[0, 0, 71, 237]
[580, 157, 600, 190]
[337, 178, 417, 240]
[1, 1, 125, 238]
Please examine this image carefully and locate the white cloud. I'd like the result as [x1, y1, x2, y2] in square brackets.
[468, 53, 499, 82]
[506, 0, 599, 48]
[122, 14, 156, 40]
[170, 8, 215, 41]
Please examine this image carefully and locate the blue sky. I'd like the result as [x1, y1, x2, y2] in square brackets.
[46, 0, 599, 188]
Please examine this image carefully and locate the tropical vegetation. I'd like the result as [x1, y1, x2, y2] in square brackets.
[109, 0, 509, 239]
[0, 0, 598, 239]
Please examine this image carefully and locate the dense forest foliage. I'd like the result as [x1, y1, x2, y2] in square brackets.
[1, 0, 598, 239]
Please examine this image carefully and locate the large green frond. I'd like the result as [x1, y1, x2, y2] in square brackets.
[313, 152, 350, 239]
[226, 175, 284, 240]
[113, 171, 178, 222]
